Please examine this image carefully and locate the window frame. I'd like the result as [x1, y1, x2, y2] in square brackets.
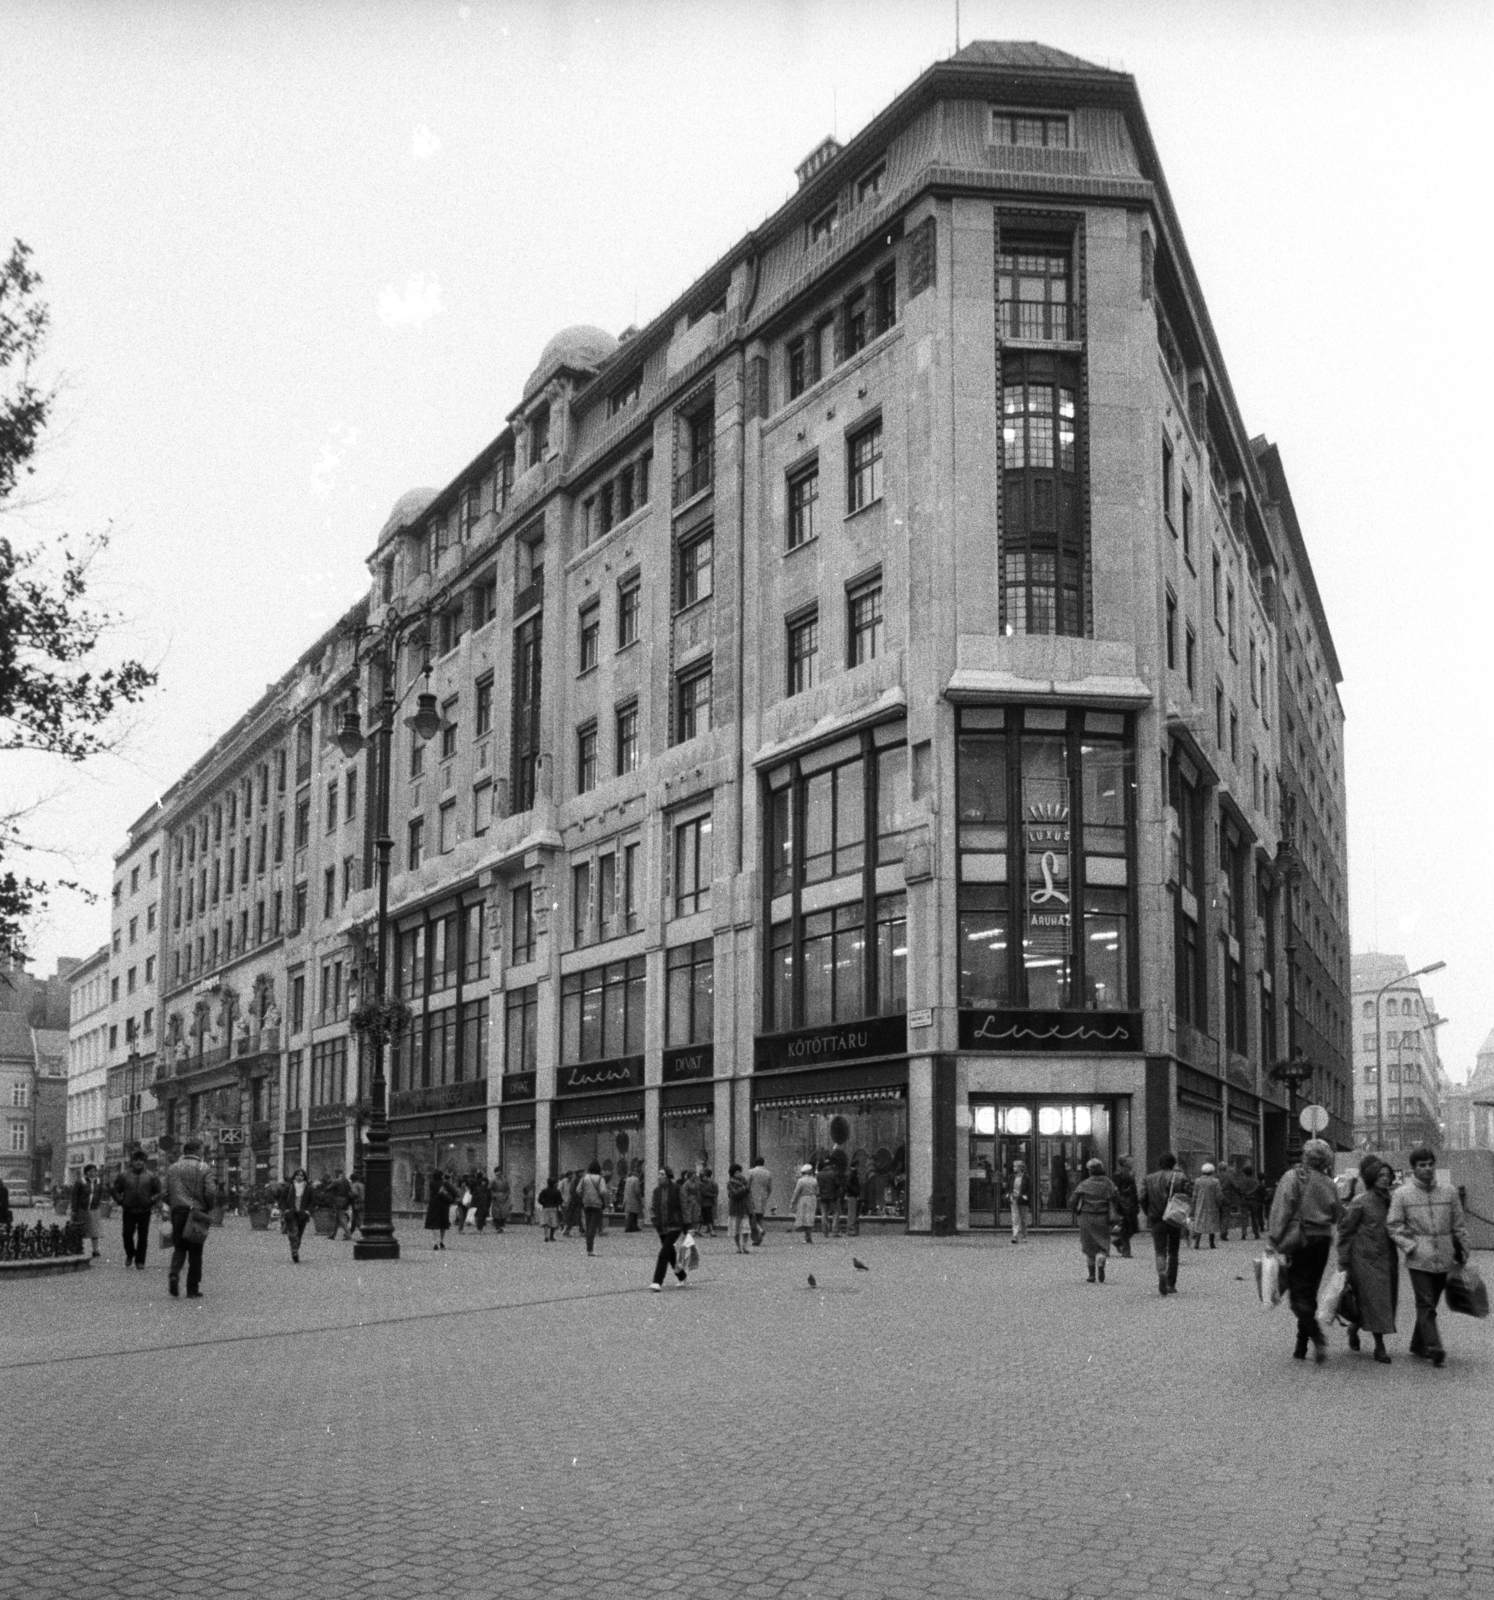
[847, 418, 884, 514]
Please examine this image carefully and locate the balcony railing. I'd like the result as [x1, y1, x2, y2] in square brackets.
[999, 299, 1072, 343]
[674, 447, 714, 506]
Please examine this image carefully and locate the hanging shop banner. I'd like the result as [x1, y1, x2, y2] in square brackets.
[1024, 771, 1071, 999]
[556, 1055, 644, 1096]
[662, 1043, 714, 1084]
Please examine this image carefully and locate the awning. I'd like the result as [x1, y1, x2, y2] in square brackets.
[553, 1108, 643, 1130]
[755, 1086, 907, 1110]
[661, 1103, 713, 1121]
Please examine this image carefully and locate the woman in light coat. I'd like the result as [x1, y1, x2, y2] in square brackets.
[790, 1164, 819, 1244]
[1190, 1162, 1224, 1248]
[1337, 1155, 1398, 1364]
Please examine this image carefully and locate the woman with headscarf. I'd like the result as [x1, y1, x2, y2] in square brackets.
[1337, 1154, 1398, 1364]
[1070, 1159, 1121, 1283]
[1268, 1138, 1344, 1363]
[790, 1164, 819, 1244]
[424, 1169, 456, 1251]
[1190, 1162, 1224, 1249]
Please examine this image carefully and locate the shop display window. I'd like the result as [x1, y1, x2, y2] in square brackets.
[753, 1098, 907, 1221]
[967, 1097, 1127, 1227]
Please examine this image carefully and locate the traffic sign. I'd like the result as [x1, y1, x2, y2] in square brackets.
[1298, 1104, 1329, 1134]
[218, 1127, 244, 1146]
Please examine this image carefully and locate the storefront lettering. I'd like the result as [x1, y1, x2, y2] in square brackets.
[959, 1008, 1141, 1054]
[557, 1057, 643, 1094]
[788, 1028, 869, 1059]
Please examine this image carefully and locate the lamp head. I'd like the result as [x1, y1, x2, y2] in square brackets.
[336, 707, 364, 758]
[405, 691, 442, 742]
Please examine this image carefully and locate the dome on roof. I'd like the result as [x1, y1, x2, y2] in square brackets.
[523, 324, 617, 402]
[379, 487, 438, 540]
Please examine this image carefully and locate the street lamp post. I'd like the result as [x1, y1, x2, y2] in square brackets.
[1374, 960, 1445, 1153]
[1270, 1047, 1314, 1168]
[336, 602, 441, 1263]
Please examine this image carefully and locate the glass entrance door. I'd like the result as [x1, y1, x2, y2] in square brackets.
[968, 1097, 1121, 1226]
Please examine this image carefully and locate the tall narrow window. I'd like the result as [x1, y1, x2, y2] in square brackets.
[787, 610, 819, 696]
[673, 813, 713, 916]
[579, 601, 600, 673]
[618, 576, 641, 647]
[677, 529, 713, 609]
[847, 575, 884, 666]
[847, 421, 883, 512]
[576, 723, 598, 794]
[1001, 355, 1081, 636]
[510, 884, 534, 966]
[1165, 590, 1177, 671]
[675, 663, 711, 743]
[787, 463, 818, 549]
[615, 703, 639, 775]
[997, 246, 1070, 341]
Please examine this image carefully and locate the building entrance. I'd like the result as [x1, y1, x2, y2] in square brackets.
[968, 1098, 1126, 1227]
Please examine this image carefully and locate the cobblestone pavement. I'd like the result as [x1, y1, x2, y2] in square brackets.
[3, 1219, 1492, 1600]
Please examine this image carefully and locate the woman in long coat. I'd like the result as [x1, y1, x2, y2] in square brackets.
[790, 1164, 819, 1243]
[424, 1171, 455, 1250]
[680, 1170, 702, 1231]
[280, 1168, 314, 1263]
[1190, 1163, 1224, 1248]
[1070, 1159, 1120, 1283]
[1337, 1155, 1398, 1363]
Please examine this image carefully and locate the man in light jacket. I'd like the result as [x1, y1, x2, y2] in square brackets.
[1387, 1145, 1470, 1369]
[111, 1150, 162, 1271]
[165, 1139, 218, 1300]
[746, 1155, 773, 1247]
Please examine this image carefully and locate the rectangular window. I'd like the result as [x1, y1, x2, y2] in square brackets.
[342, 856, 357, 902]
[1181, 484, 1193, 561]
[438, 799, 456, 854]
[673, 813, 713, 917]
[576, 723, 598, 794]
[505, 986, 538, 1075]
[787, 335, 809, 400]
[787, 609, 819, 696]
[572, 860, 592, 948]
[597, 850, 616, 942]
[1185, 626, 1197, 693]
[559, 957, 646, 1063]
[325, 780, 338, 834]
[667, 938, 715, 1046]
[1165, 590, 1177, 671]
[996, 246, 1070, 341]
[475, 674, 493, 737]
[472, 779, 492, 837]
[618, 576, 641, 647]
[874, 264, 897, 334]
[407, 816, 424, 870]
[292, 883, 307, 934]
[1226, 581, 1237, 657]
[847, 575, 884, 666]
[991, 110, 1069, 148]
[473, 573, 497, 628]
[787, 463, 818, 549]
[409, 732, 424, 779]
[1162, 436, 1174, 524]
[615, 702, 639, 775]
[577, 602, 602, 676]
[675, 663, 711, 743]
[848, 421, 883, 512]
[1001, 359, 1081, 636]
[809, 203, 837, 244]
[844, 286, 868, 358]
[440, 698, 458, 761]
[677, 529, 713, 609]
[856, 162, 886, 206]
[510, 884, 534, 966]
[623, 840, 640, 932]
[1212, 552, 1223, 628]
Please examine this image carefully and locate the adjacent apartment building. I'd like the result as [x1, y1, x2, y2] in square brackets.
[109, 42, 1352, 1229]
[1351, 953, 1446, 1153]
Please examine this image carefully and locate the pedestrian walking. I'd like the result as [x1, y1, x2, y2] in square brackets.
[424, 1171, 456, 1250]
[817, 1158, 843, 1237]
[680, 1169, 702, 1234]
[561, 1172, 582, 1237]
[491, 1167, 511, 1232]
[1139, 1153, 1192, 1296]
[843, 1162, 862, 1236]
[1237, 1164, 1265, 1239]
[1007, 1160, 1031, 1244]
[698, 1167, 719, 1236]
[454, 1177, 473, 1233]
[623, 1162, 644, 1232]
[579, 1160, 608, 1255]
[521, 1179, 534, 1223]
[790, 1164, 819, 1243]
[649, 1166, 688, 1290]
[1386, 1144, 1471, 1370]
[746, 1155, 773, 1247]
[1071, 1159, 1120, 1283]
[280, 1168, 313, 1263]
[1268, 1139, 1344, 1364]
[1190, 1163, 1224, 1249]
[111, 1150, 161, 1271]
[165, 1138, 218, 1299]
[472, 1173, 491, 1232]
[1112, 1156, 1139, 1257]
[330, 1169, 354, 1240]
[537, 1176, 562, 1241]
[349, 1174, 364, 1236]
[726, 1163, 752, 1253]
[1338, 1155, 1399, 1364]
[70, 1163, 105, 1259]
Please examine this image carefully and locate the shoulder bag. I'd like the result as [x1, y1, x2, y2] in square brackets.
[1162, 1173, 1191, 1231]
[183, 1208, 212, 1246]
[1274, 1170, 1305, 1258]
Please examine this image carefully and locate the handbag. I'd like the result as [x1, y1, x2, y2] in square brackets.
[1337, 1279, 1361, 1326]
[1316, 1267, 1348, 1325]
[183, 1209, 212, 1246]
[1253, 1252, 1284, 1307]
[1162, 1173, 1191, 1231]
[1445, 1263, 1490, 1319]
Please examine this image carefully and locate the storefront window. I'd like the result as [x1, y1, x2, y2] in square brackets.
[561, 958, 645, 1062]
[967, 1097, 1122, 1226]
[662, 1112, 714, 1177]
[555, 1123, 639, 1195]
[666, 940, 714, 1046]
[957, 709, 1132, 1011]
[754, 1098, 907, 1220]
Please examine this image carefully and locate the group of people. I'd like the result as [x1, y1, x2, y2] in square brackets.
[1067, 1139, 1473, 1370]
[784, 1155, 865, 1241]
[72, 1140, 221, 1297]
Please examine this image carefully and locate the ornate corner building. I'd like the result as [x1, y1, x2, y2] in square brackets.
[105, 42, 1351, 1227]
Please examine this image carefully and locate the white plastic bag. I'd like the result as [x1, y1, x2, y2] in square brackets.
[1316, 1267, 1348, 1325]
[678, 1230, 700, 1272]
[1253, 1252, 1284, 1307]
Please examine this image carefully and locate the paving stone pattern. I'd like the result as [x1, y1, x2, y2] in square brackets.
[3, 1220, 1492, 1599]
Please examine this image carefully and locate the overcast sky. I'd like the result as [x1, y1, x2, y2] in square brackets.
[3, 0, 1491, 1079]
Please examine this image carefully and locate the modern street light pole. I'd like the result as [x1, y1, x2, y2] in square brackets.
[1374, 960, 1445, 1153]
[337, 603, 441, 1264]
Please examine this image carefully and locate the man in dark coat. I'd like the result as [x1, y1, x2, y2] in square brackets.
[165, 1139, 218, 1299]
[1111, 1156, 1140, 1257]
[111, 1150, 162, 1270]
[1139, 1152, 1192, 1297]
[649, 1167, 688, 1290]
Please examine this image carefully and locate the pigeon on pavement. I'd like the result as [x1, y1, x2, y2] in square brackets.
[807, 1273, 817, 1288]
[853, 1258, 869, 1271]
